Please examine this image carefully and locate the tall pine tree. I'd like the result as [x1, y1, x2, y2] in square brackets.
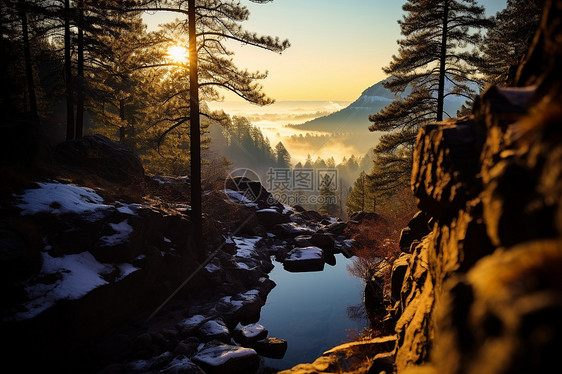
[368, 0, 492, 195]
[479, 0, 543, 85]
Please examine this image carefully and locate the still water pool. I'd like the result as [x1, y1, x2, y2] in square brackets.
[258, 254, 368, 371]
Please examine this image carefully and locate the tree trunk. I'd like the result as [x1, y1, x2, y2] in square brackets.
[75, 0, 84, 138]
[119, 99, 125, 142]
[19, 0, 37, 118]
[188, 0, 203, 250]
[64, 0, 74, 140]
[436, 0, 449, 122]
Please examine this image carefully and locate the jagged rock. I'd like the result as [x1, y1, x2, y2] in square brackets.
[54, 134, 145, 184]
[282, 246, 325, 272]
[432, 239, 562, 374]
[192, 341, 259, 374]
[399, 227, 414, 252]
[407, 211, 432, 238]
[412, 118, 482, 220]
[368, 351, 395, 374]
[391, 253, 411, 304]
[279, 336, 396, 374]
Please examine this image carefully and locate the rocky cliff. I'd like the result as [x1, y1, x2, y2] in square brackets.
[391, 1, 562, 373]
[279, 1, 562, 373]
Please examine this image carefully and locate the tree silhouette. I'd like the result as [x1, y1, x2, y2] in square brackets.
[368, 0, 492, 195]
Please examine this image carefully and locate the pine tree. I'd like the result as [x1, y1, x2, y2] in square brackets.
[127, 0, 289, 250]
[479, 0, 543, 85]
[275, 141, 291, 168]
[319, 185, 338, 217]
[346, 171, 376, 215]
[368, 0, 492, 194]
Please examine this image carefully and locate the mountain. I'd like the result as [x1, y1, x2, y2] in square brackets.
[290, 78, 474, 133]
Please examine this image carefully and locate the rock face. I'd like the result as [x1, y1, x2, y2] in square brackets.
[386, 3, 562, 373]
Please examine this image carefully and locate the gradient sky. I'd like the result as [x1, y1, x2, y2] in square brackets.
[146, 0, 508, 102]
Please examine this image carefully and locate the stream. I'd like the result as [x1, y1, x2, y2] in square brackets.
[258, 253, 368, 371]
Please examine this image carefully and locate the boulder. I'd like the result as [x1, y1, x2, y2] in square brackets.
[197, 319, 230, 343]
[391, 253, 411, 304]
[233, 323, 268, 344]
[54, 134, 145, 184]
[283, 246, 325, 272]
[294, 235, 313, 247]
[255, 208, 291, 227]
[325, 221, 347, 235]
[271, 222, 315, 237]
[311, 232, 336, 253]
[411, 118, 482, 220]
[251, 337, 288, 359]
[192, 341, 259, 374]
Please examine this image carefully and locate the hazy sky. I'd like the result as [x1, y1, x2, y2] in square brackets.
[145, 0, 507, 102]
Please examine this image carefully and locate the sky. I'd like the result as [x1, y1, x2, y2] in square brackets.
[146, 0, 507, 102]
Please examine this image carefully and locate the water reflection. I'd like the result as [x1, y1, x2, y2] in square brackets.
[258, 254, 368, 371]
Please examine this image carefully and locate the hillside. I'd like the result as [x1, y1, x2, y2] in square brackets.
[291, 78, 472, 133]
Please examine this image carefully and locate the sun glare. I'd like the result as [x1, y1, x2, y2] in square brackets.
[166, 45, 189, 65]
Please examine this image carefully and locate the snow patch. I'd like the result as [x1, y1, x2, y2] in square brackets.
[177, 315, 207, 332]
[287, 246, 324, 261]
[12, 252, 112, 320]
[15, 182, 110, 217]
[236, 323, 266, 339]
[99, 219, 133, 246]
[194, 344, 257, 367]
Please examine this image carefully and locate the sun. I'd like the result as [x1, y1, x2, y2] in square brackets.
[166, 44, 189, 65]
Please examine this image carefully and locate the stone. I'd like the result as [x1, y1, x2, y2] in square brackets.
[411, 118, 482, 220]
[160, 356, 206, 374]
[197, 319, 230, 343]
[294, 235, 313, 247]
[251, 337, 288, 359]
[282, 246, 325, 272]
[192, 341, 259, 374]
[325, 221, 347, 235]
[233, 323, 268, 344]
[311, 232, 336, 253]
[255, 208, 291, 227]
[391, 253, 411, 305]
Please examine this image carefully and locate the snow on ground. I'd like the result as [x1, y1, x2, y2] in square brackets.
[222, 189, 257, 207]
[99, 219, 133, 246]
[205, 262, 220, 272]
[199, 319, 229, 336]
[236, 323, 266, 339]
[116, 263, 140, 281]
[177, 315, 207, 332]
[232, 236, 261, 270]
[256, 208, 278, 213]
[287, 246, 324, 261]
[15, 182, 110, 217]
[13, 252, 110, 320]
[116, 205, 136, 215]
[7, 251, 140, 321]
[194, 343, 257, 367]
[232, 236, 260, 258]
